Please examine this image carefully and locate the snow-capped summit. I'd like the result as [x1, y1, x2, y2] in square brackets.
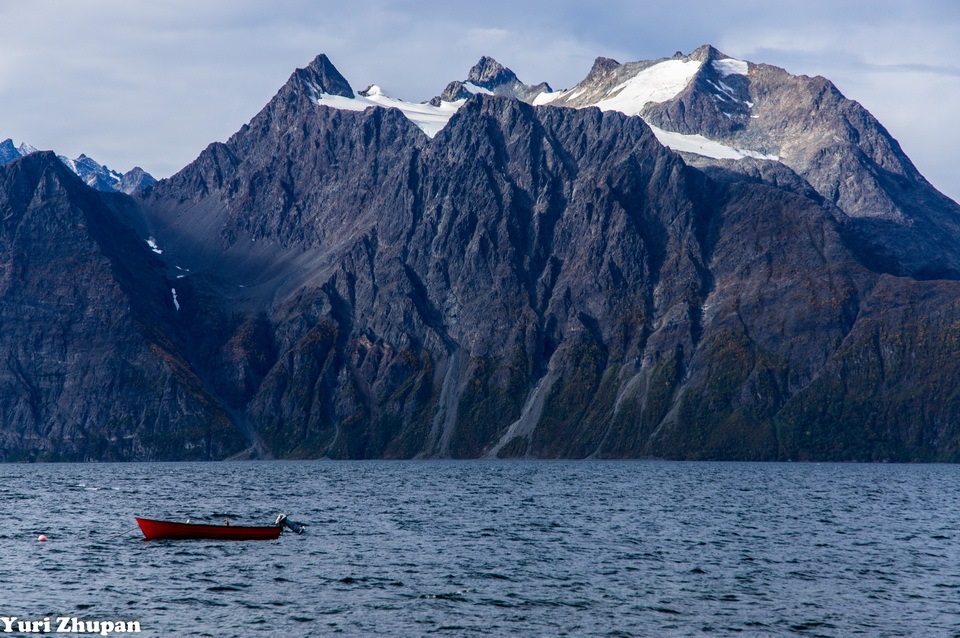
[532, 45, 750, 121]
[18, 141, 38, 156]
[525, 45, 767, 160]
[281, 57, 465, 138]
[0, 138, 155, 194]
[432, 56, 552, 106]
[304, 49, 763, 158]
[66, 153, 125, 191]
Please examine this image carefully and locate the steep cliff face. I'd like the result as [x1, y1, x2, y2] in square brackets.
[4, 50, 960, 461]
[0, 153, 246, 461]
[237, 97, 714, 459]
[131, 54, 960, 461]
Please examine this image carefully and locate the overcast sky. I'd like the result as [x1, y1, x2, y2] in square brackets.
[2, 0, 958, 201]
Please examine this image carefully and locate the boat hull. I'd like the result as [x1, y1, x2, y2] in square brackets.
[136, 517, 283, 541]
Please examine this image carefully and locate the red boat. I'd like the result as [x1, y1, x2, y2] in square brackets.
[136, 517, 283, 541]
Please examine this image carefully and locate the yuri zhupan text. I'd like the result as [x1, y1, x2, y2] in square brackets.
[0, 617, 141, 635]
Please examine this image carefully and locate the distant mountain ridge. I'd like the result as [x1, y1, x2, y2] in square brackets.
[2, 46, 960, 462]
[0, 138, 155, 194]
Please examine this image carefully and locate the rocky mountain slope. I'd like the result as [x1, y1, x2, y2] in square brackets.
[0, 152, 245, 460]
[439, 46, 960, 279]
[2, 48, 960, 461]
[0, 138, 155, 194]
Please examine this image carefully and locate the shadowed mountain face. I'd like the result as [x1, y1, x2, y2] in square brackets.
[3, 49, 960, 461]
[0, 153, 246, 460]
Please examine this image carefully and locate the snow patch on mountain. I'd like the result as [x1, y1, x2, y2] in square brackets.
[69, 154, 125, 189]
[462, 82, 493, 96]
[712, 58, 749, 77]
[648, 125, 778, 161]
[532, 87, 584, 106]
[312, 53, 771, 163]
[315, 91, 464, 138]
[593, 60, 702, 116]
[58, 156, 77, 173]
[361, 84, 385, 97]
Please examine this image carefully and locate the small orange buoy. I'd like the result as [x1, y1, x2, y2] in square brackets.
[37, 534, 47, 541]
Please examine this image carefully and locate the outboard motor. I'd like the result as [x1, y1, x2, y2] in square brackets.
[275, 513, 306, 535]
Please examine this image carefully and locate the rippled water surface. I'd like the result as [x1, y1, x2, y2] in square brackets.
[3, 461, 960, 636]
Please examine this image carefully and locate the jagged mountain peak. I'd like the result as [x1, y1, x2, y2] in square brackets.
[586, 56, 621, 79]
[267, 53, 555, 139]
[272, 54, 465, 138]
[430, 55, 551, 106]
[467, 56, 518, 88]
[288, 53, 354, 99]
[119, 166, 157, 194]
[0, 138, 19, 164]
[688, 44, 723, 62]
[0, 136, 154, 194]
[434, 81, 474, 104]
[0, 138, 39, 164]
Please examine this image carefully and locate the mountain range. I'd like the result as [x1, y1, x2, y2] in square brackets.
[0, 138, 155, 194]
[3, 45, 960, 462]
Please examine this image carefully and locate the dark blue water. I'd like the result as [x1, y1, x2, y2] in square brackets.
[2, 461, 959, 636]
